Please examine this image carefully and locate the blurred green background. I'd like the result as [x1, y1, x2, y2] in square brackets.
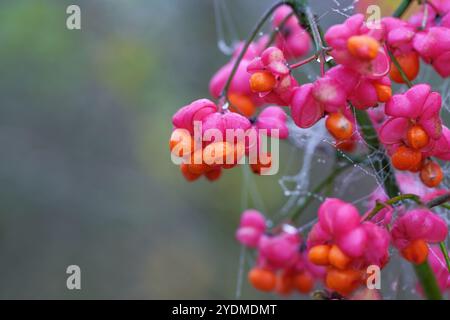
[0, 0, 296, 299]
[0, 0, 434, 299]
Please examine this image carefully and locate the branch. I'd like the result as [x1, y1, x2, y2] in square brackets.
[220, 2, 287, 102]
[290, 54, 319, 69]
[429, 195, 450, 273]
[364, 193, 422, 221]
[393, 0, 414, 18]
[365, 191, 450, 227]
[426, 192, 450, 209]
[414, 263, 443, 300]
[303, 5, 323, 52]
[439, 242, 450, 273]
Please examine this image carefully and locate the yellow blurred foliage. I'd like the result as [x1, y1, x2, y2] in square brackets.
[355, 0, 419, 18]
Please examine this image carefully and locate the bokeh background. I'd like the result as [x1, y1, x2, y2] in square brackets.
[0, 0, 435, 299]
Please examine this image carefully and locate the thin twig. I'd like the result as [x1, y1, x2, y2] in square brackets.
[421, 0, 429, 30]
[266, 12, 295, 48]
[364, 193, 423, 221]
[393, 0, 414, 18]
[439, 242, 450, 273]
[290, 54, 318, 69]
[426, 192, 450, 209]
[220, 2, 287, 103]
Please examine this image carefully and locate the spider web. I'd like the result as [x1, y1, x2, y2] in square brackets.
[213, 0, 450, 300]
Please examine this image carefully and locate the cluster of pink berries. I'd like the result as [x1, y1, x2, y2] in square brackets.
[170, 3, 450, 187]
[385, 0, 450, 80]
[238, 173, 449, 297]
[169, 0, 450, 299]
[236, 210, 325, 295]
[170, 5, 311, 181]
[378, 84, 449, 187]
[170, 98, 289, 181]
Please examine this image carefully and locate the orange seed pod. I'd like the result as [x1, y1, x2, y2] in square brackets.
[250, 71, 276, 92]
[390, 52, 420, 84]
[407, 125, 429, 150]
[347, 35, 380, 60]
[326, 113, 353, 141]
[401, 239, 429, 265]
[308, 245, 331, 266]
[248, 268, 277, 292]
[169, 129, 194, 157]
[325, 268, 362, 296]
[329, 245, 352, 270]
[391, 146, 422, 171]
[420, 161, 443, 188]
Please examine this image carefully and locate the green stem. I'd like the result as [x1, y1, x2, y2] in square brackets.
[353, 1, 440, 298]
[303, 5, 323, 52]
[363, 191, 450, 297]
[387, 49, 413, 88]
[285, 0, 308, 25]
[220, 1, 286, 100]
[304, 5, 327, 75]
[388, 194, 423, 205]
[414, 263, 443, 300]
[439, 242, 450, 273]
[421, 1, 429, 30]
[430, 194, 450, 273]
[393, 0, 414, 18]
[366, 191, 450, 222]
[317, 24, 336, 70]
[426, 192, 450, 209]
[364, 193, 422, 221]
